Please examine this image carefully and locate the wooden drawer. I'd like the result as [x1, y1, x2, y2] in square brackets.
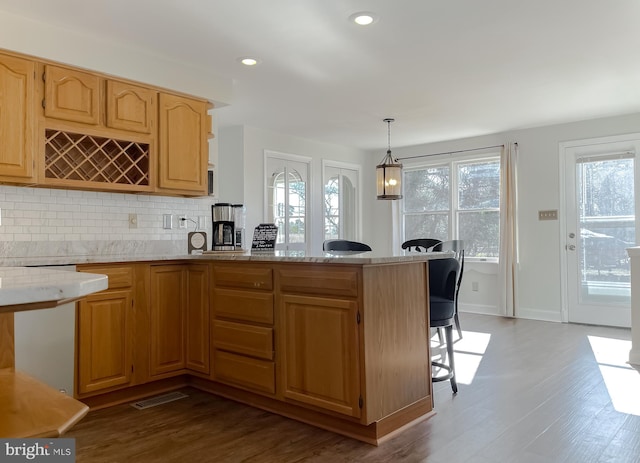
[213, 350, 275, 395]
[213, 288, 273, 324]
[277, 266, 359, 298]
[79, 265, 133, 290]
[213, 265, 273, 291]
[212, 320, 273, 360]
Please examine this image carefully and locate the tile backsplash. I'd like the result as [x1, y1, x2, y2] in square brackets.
[0, 185, 214, 257]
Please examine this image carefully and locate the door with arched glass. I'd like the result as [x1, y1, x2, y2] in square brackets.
[265, 152, 310, 252]
[323, 162, 361, 242]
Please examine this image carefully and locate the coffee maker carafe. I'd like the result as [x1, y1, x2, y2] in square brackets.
[211, 203, 235, 251]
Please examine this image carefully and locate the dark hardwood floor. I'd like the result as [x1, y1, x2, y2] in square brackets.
[68, 313, 640, 463]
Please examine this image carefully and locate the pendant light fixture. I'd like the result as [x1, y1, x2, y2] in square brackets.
[376, 118, 403, 200]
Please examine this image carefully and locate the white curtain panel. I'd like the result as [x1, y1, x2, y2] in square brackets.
[499, 143, 519, 316]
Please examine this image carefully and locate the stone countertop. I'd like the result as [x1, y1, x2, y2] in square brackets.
[0, 267, 108, 309]
[2, 250, 453, 267]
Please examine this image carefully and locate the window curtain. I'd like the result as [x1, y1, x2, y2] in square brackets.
[499, 142, 519, 316]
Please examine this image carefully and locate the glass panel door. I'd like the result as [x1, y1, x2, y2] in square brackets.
[564, 141, 637, 327]
[266, 155, 309, 252]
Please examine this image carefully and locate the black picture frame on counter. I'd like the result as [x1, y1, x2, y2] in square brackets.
[251, 224, 278, 252]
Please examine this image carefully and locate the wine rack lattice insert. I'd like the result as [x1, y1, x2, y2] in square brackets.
[45, 129, 150, 186]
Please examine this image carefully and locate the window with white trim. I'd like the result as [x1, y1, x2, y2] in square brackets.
[402, 155, 501, 259]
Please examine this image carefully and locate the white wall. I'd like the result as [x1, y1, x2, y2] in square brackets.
[365, 113, 640, 322]
[217, 126, 245, 203]
[0, 10, 232, 105]
[218, 125, 369, 254]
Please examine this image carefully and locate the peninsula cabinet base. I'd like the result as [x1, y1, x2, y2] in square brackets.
[189, 377, 434, 446]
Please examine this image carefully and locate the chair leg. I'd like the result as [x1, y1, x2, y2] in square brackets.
[445, 325, 458, 394]
[437, 327, 444, 345]
[454, 312, 463, 340]
[454, 300, 462, 339]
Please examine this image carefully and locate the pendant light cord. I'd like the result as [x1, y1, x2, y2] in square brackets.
[387, 119, 391, 153]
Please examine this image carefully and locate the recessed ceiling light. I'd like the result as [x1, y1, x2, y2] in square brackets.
[238, 57, 260, 66]
[349, 12, 377, 26]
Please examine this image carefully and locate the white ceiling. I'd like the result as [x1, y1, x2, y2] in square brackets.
[2, 0, 640, 150]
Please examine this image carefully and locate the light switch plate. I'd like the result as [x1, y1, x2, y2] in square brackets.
[538, 210, 558, 220]
[163, 214, 173, 229]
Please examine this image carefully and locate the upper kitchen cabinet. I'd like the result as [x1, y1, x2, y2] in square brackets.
[43, 65, 100, 125]
[157, 93, 209, 195]
[0, 53, 36, 184]
[106, 80, 155, 134]
[40, 65, 156, 193]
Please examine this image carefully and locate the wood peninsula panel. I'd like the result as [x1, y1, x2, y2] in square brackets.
[0, 53, 36, 183]
[361, 262, 431, 423]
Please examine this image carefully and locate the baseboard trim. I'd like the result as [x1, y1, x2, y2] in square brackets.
[77, 376, 189, 410]
[516, 306, 563, 322]
[459, 303, 500, 316]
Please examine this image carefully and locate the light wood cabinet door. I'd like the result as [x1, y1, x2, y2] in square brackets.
[186, 264, 210, 374]
[106, 80, 155, 133]
[44, 65, 100, 125]
[280, 294, 361, 418]
[77, 290, 133, 394]
[0, 54, 35, 182]
[150, 265, 186, 376]
[158, 93, 208, 194]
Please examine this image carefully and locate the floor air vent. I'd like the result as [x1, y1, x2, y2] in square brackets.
[130, 391, 189, 410]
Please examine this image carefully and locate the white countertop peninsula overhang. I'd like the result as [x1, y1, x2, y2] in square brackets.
[0, 267, 108, 312]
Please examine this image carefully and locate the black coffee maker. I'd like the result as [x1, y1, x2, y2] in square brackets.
[211, 203, 235, 250]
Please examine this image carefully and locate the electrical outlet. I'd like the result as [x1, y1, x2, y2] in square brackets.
[129, 213, 138, 229]
[538, 210, 558, 221]
[179, 215, 187, 229]
[472, 281, 479, 292]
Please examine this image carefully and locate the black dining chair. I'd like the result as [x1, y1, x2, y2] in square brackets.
[428, 257, 460, 394]
[401, 238, 442, 253]
[323, 239, 372, 252]
[433, 240, 464, 339]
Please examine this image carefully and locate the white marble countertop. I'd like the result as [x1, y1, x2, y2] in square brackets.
[2, 250, 453, 267]
[0, 267, 108, 308]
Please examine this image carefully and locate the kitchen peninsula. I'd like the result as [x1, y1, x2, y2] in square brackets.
[2, 252, 448, 445]
[0, 267, 108, 438]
